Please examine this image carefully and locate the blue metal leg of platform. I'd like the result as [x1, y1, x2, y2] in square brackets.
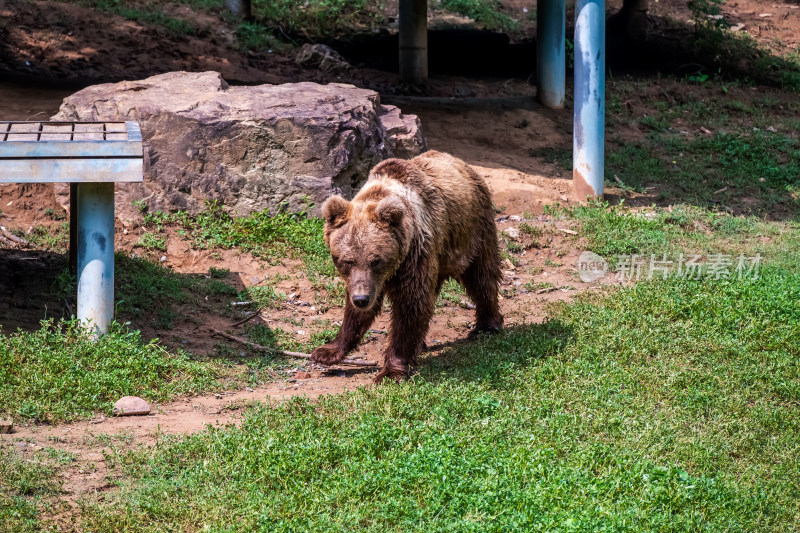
[536, 0, 565, 109]
[573, 0, 605, 199]
[76, 182, 115, 336]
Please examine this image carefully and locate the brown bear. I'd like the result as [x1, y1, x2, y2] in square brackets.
[311, 150, 503, 382]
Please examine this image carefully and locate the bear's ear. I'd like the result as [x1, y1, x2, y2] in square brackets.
[322, 196, 352, 228]
[375, 196, 405, 227]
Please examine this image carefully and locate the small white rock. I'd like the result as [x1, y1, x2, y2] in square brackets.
[112, 396, 151, 416]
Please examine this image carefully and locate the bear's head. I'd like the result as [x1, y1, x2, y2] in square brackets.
[321, 194, 409, 311]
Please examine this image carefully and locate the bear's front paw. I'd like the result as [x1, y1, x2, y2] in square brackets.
[373, 367, 413, 384]
[310, 343, 346, 366]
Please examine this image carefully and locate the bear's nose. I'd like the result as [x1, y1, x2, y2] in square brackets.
[352, 294, 370, 308]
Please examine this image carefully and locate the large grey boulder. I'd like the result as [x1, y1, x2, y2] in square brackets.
[52, 71, 426, 217]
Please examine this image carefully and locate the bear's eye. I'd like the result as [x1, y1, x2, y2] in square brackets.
[369, 258, 382, 268]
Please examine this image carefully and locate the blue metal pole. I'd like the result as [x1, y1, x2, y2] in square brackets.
[573, 0, 605, 199]
[69, 183, 78, 273]
[77, 182, 115, 336]
[536, 0, 565, 109]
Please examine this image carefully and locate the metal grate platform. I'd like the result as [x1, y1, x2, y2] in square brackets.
[1, 121, 137, 142]
[0, 121, 143, 183]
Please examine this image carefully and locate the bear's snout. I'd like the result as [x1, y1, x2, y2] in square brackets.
[347, 267, 380, 310]
[352, 294, 371, 308]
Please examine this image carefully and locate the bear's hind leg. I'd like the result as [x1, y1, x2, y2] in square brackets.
[461, 245, 503, 339]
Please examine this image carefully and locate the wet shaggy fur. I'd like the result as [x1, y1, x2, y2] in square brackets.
[311, 150, 503, 382]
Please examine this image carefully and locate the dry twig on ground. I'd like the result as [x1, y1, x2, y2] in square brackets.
[208, 327, 376, 367]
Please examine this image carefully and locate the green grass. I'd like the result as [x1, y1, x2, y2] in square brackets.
[313, 279, 346, 311]
[0, 445, 71, 533]
[604, 75, 800, 218]
[607, 130, 800, 214]
[76, 260, 800, 531]
[562, 201, 800, 270]
[0, 320, 221, 422]
[688, 25, 800, 91]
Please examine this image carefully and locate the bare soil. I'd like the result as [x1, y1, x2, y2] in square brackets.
[0, 0, 797, 521]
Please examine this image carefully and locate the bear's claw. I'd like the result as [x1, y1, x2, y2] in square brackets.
[310, 343, 346, 366]
[373, 368, 412, 384]
[467, 324, 502, 340]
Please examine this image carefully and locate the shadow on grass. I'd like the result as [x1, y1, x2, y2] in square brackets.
[0, 249, 241, 335]
[419, 320, 574, 388]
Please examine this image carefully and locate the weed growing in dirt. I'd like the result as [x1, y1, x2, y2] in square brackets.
[23, 223, 69, 253]
[524, 280, 553, 292]
[235, 21, 283, 52]
[690, 25, 800, 91]
[518, 223, 542, 239]
[436, 278, 469, 308]
[135, 232, 167, 251]
[80, 0, 197, 36]
[144, 203, 336, 278]
[239, 284, 284, 310]
[439, 0, 517, 32]
[242, 322, 336, 360]
[528, 146, 572, 172]
[0, 320, 221, 422]
[78, 259, 800, 530]
[209, 267, 230, 278]
[312, 279, 346, 311]
[247, 0, 384, 38]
